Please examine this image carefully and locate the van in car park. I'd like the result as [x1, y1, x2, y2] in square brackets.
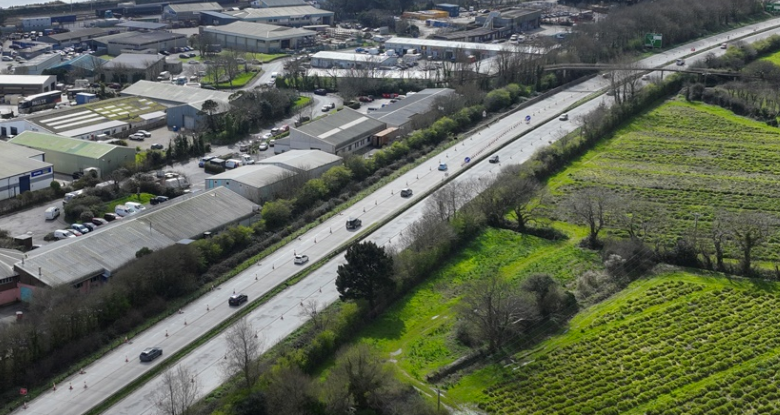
[225, 159, 242, 169]
[115, 204, 137, 217]
[45, 206, 60, 220]
[125, 202, 146, 212]
[54, 229, 77, 239]
[63, 189, 84, 205]
[240, 154, 255, 165]
[209, 158, 226, 167]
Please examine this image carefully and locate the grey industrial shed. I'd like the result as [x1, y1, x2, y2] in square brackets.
[279, 109, 386, 156]
[14, 186, 258, 290]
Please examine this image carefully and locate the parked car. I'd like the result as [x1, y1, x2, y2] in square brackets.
[294, 254, 309, 265]
[314, 88, 327, 95]
[271, 127, 281, 135]
[280, 124, 289, 133]
[54, 229, 77, 240]
[358, 96, 374, 102]
[91, 217, 108, 226]
[83, 222, 97, 232]
[103, 213, 121, 221]
[151, 143, 164, 150]
[229, 293, 248, 306]
[400, 188, 413, 197]
[137, 130, 151, 137]
[129, 133, 145, 141]
[188, 52, 197, 58]
[115, 204, 137, 217]
[125, 201, 146, 212]
[438, 163, 448, 171]
[258, 142, 269, 151]
[71, 223, 90, 234]
[139, 347, 163, 362]
[262, 132, 273, 140]
[45, 206, 60, 220]
[199, 156, 215, 167]
[150, 195, 169, 205]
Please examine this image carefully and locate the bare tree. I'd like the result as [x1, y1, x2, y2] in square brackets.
[265, 365, 316, 415]
[559, 187, 618, 248]
[708, 213, 728, 272]
[155, 365, 200, 415]
[723, 211, 777, 275]
[297, 300, 326, 331]
[456, 272, 539, 352]
[222, 317, 264, 389]
[501, 168, 544, 231]
[613, 198, 657, 241]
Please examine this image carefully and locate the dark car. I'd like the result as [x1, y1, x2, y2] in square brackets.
[400, 188, 413, 197]
[91, 217, 108, 226]
[139, 347, 163, 362]
[103, 213, 120, 222]
[151, 143, 164, 150]
[179, 53, 188, 59]
[83, 222, 98, 232]
[489, 155, 499, 164]
[229, 293, 248, 306]
[346, 217, 362, 230]
[150, 195, 169, 205]
[72, 171, 84, 180]
[314, 88, 327, 96]
[159, 50, 170, 56]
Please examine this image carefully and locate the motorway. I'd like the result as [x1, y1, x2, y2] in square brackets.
[14, 19, 780, 415]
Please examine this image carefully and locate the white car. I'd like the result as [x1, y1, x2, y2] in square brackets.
[258, 142, 269, 151]
[129, 133, 145, 141]
[137, 130, 151, 137]
[262, 132, 273, 140]
[559, 113, 569, 121]
[294, 254, 309, 265]
[54, 229, 77, 240]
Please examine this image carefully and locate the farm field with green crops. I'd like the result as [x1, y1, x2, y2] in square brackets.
[354, 227, 600, 382]
[547, 99, 780, 263]
[449, 272, 780, 414]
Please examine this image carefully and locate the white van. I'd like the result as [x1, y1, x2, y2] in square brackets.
[240, 154, 255, 165]
[63, 189, 85, 205]
[115, 204, 137, 217]
[45, 206, 60, 220]
[225, 159, 242, 169]
[125, 201, 146, 212]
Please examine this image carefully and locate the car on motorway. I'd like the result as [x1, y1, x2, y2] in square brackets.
[139, 347, 163, 362]
[559, 113, 569, 121]
[150, 195, 169, 205]
[489, 155, 500, 163]
[721, 43, 728, 49]
[400, 188, 413, 197]
[676, 59, 685, 66]
[151, 143, 164, 150]
[228, 293, 248, 306]
[438, 163, 448, 171]
[314, 88, 327, 95]
[294, 254, 309, 265]
[71, 223, 90, 234]
[321, 105, 330, 112]
[346, 217, 362, 230]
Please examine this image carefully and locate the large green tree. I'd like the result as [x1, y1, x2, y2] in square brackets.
[336, 241, 394, 308]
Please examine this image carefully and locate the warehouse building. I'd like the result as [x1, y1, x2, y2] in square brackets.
[14, 186, 258, 292]
[384, 37, 542, 60]
[46, 54, 107, 81]
[199, 10, 240, 26]
[310, 51, 397, 69]
[0, 75, 57, 96]
[120, 80, 234, 129]
[275, 108, 386, 156]
[38, 28, 118, 49]
[433, 27, 506, 43]
[100, 53, 166, 82]
[0, 248, 26, 306]
[9, 131, 138, 176]
[103, 31, 187, 55]
[224, 5, 334, 27]
[368, 88, 455, 133]
[250, 0, 307, 7]
[200, 21, 316, 53]
[163, 2, 223, 21]
[0, 96, 167, 140]
[0, 141, 53, 202]
[13, 52, 63, 75]
[206, 150, 342, 203]
[474, 8, 542, 32]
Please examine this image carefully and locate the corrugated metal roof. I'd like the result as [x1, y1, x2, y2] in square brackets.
[0, 249, 25, 280]
[257, 149, 341, 171]
[24, 96, 166, 133]
[0, 140, 44, 159]
[258, 0, 307, 7]
[202, 21, 314, 41]
[10, 131, 117, 158]
[107, 32, 185, 47]
[44, 28, 115, 43]
[15, 187, 257, 287]
[50, 55, 107, 72]
[294, 108, 386, 147]
[167, 2, 222, 12]
[209, 164, 291, 188]
[0, 150, 52, 178]
[116, 21, 169, 30]
[225, 5, 333, 19]
[0, 75, 55, 86]
[104, 53, 164, 70]
[385, 36, 534, 53]
[369, 88, 454, 127]
[121, 80, 233, 106]
[312, 51, 396, 63]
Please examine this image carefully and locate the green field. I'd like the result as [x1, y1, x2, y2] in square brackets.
[547, 99, 780, 262]
[353, 227, 600, 382]
[761, 49, 780, 66]
[449, 272, 780, 414]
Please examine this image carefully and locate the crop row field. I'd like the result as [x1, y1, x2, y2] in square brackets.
[356, 227, 600, 382]
[547, 100, 780, 262]
[450, 273, 780, 415]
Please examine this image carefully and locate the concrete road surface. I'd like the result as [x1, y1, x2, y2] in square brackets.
[14, 19, 780, 415]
